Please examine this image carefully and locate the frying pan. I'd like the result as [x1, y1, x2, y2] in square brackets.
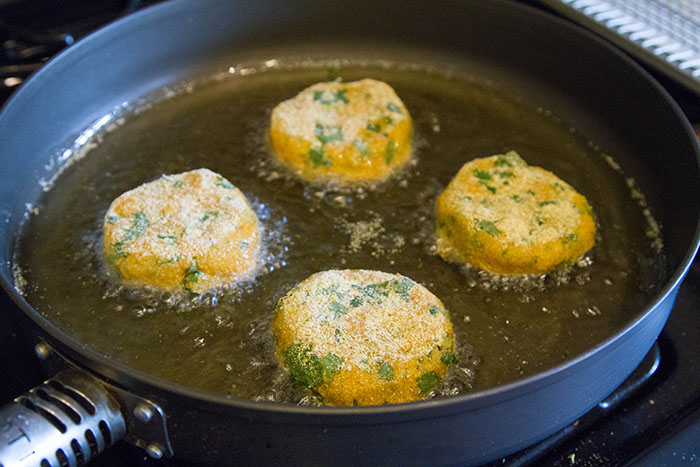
[1, 0, 699, 465]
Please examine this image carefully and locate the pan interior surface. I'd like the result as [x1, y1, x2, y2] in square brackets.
[13, 55, 666, 403]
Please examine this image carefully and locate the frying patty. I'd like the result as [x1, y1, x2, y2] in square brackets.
[269, 78, 412, 185]
[103, 168, 261, 293]
[271, 269, 457, 406]
[435, 151, 596, 275]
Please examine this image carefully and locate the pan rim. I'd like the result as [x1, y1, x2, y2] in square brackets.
[1, 0, 699, 418]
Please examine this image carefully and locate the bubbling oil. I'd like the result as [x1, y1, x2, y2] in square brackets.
[15, 61, 664, 402]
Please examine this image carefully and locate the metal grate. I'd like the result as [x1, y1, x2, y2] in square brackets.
[540, 0, 700, 95]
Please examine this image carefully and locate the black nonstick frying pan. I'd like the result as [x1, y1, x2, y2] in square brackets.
[0, 0, 699, 465]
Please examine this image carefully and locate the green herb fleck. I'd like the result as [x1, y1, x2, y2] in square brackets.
[564, 233, 578, 244]
[321, 284, 344, 300]
[383, 116, 393, 125]
[538, 200, 558, 207]
[329, 301, 347, 319]
[334, 328, 342, 342]
[417, 371, 441, 395]
[473, 169, 492, 181]
[321, 353, 343, 383]
[495, 151, 526, 168]
[526, 189, 536, 196]
[315, 123, 343, 144]
[112, 211, 149, 260]
[350, 297, 363, 307]
[309, 147, 331, 168]
[496, 170, 515, 178]
[441, 348, 459, 366]
[106, 215, 120, 224]
[366, 122, 381, 132]
[378, 362, 394, 381]
[121, 212, 149, 242]
[157, 255, 181, 265]
[477, 220, 501, 236]
[385, 140, 398, 165]
[283, 343, 323, 387]
[200, 211, 219, 222]
[387, 102, 403, 114]
[511, 195, 524, 203]
[158, 234, 178, 245]
[239, 241, 249, 250]
[392, 277, 413, 301]
[353, 139, 371, 157]
[478, 180, 497, 194]
[313, 89, 349, 105]
[429, 305, 440, 315]
[183, 259, 202, 291]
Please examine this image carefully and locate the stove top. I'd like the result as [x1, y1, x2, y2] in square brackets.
[1, 1, 699, 465]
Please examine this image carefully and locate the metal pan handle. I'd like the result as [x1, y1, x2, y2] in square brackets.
[0, 370, 126, 466]
[0, 361, 173, 466]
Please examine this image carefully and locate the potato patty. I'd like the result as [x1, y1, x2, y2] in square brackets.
[270, 78, 412, 185]
[436, 151, 596, 275]
[272, 270, 457, 406]
[103, 168, 261, 293]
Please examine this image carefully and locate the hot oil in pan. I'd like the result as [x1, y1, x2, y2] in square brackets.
[15, 63, 664, 401]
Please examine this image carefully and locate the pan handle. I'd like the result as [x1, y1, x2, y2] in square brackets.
[0, 370, 125, 466]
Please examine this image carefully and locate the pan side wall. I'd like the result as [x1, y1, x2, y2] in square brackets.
[0, 0, 697, 464]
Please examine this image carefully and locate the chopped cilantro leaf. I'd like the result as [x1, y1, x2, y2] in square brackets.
[441, 348, 459, 366]
[387, 102, 403, 114]
[538, 201, 558, 207]
[158, 234, 178, 245]
[495, 151, 526, 168]
[473, 169, 492, 181]
[353, 139, 371, 157]
[383, 116, 393, 125]
[429, 305, 440, 315]
[417, 371, 441, 395]
[283, 343, 323, 387]
[121, 211, 149, 243]
[378, 362, 394, 381]
[563, 233, 578, 243]
[320, 353, 343, 383]
[215, 175, 236, 190]
[315, 123, 343, 144]
[200, 211, 219, 222]
[157, 255, 181, 265]
[385, 140, 398, 165]
[477, 220, 501, 236]
[496, 170, 515, 178]
[478, 180, 497, 194]
[392, 277, 413, 301]
[350, 297, 363, 307]
[329, 301, 347, 318]
[313, 89, 349, 105]
[511, 195, 523, 203]
[112, 211, 149, 260]
[309, 147, 331, 168]
[366, 122, 381, 132]
[183, 259, 202, 291]
[106, 214, 120, 224]
[321, 284, 344, 300]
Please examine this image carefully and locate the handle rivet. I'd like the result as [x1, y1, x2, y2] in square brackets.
[34, 342, 51, 360]
[133, 403, 154, 423]
[145, 443, 164, 459]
